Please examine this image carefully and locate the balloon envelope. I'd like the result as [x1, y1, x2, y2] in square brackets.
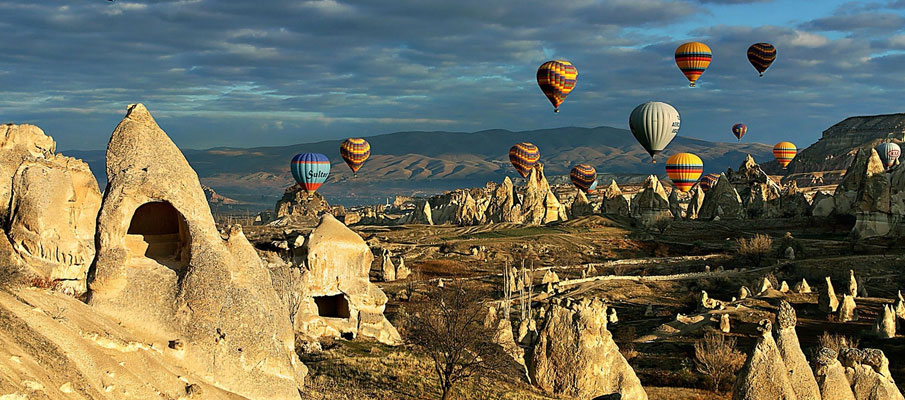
[588, 179, 599, 193]
[675, 42, 712, 87]
[876, 142, 901, 169]
[699, 173, 720, 193]
[291, 153, 331, 195]
[509, 142, 541, 178]
[732, 124, 747, 141]
[629, 101, 680, 162]
[537, 60, 577, 112]
[665, 153, 703, 192]
[747, 43, 777, 77]
[570, 164, 597, 193]
[340, 138, 371, 173]
[773, 142, 797, 169]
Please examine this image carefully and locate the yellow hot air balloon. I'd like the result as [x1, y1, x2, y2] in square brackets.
[665, 153, 703, 192]
[773, 142, 797, 169]
[675, 42, 712, 87]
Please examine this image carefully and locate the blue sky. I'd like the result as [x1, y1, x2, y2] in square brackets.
[1, 0, 904, 151]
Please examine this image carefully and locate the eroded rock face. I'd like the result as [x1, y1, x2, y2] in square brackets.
[774, 301, 821, 400]
[814, 348, 856, 400]
[839, 348, 905, 400]
[274, 188, 332, 225]
[529, 298, 647, 400]
[819, 277, 840, 313]
[571, 190, 594, 217]
[699, 174, 746, 220]
[632, 175, 672, 227]
[87, 104, 305, 399]
[7, 154, 101, 290]
[686, 184, 705, 220]
[731, 319, 798, 400]
[486, 177, 521, 223]
[295, 214, 401, 346]
[522, 164, 567, 225]
[668, 189, 683, 219]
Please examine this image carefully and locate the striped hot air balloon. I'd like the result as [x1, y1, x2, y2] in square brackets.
[773, 142, 797, 169]
[509, 142, 540, 178]
[340, 138, 371, 175]
[537, 60, 578, 112]
[665, 153, 704, 192]
[699, 173, 720, 193]
[732, 124, 747, 141]
[570, 164, 597, 193]
[291, 153, 331, 195]
[675, 42, 712, 87]
[876, 142, 901, 170]
[747, 43, 777, 77]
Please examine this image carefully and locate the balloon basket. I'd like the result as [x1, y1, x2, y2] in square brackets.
[553, 108, 559, 113]
[689, 83, 696, 87]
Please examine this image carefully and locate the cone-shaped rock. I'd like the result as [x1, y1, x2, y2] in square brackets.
[838, 294, 858, 322]
[848, 270, 858, 298]
[814, 348, 856, 400]
[571, 190, 594, 217]
[731, 319, 798, 400]
[873, 304, 896, 339]
[601, 180, 630, 217]
[793, 279, 811, 294]
[839, 348, 905, 400]
[774, 301, 821, 400]
[632, 175, 672, 227]
[686, 184, 705, 220]
[819, 277, 839, 313]
[699, 174, 746, 220]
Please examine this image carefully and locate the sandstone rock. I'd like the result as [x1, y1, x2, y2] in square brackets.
[571, 190, 594, 217]
[522, 164, 567, 225]
[405, 200, 434, 225]
[810, 191, 836, 217]
[699, 174, 746, 220]
[632, 175, 672, 227]
[486, 177, 521, 223]
[848, 270, 859, 298]
[757, 277, 773, 295]
[793, 279, 811, 294]
[814, 348, 856, 400]
[731, 319, 798, 400]
[774, 301, 821, 400]
[274, 187, 331, 225]
[380, 249, 396, 282]
[541, 269, 559, 284]
[530, 299, 647, 399]
[668, 189, 683, 219]
[296, 214, 402, 346]
[645, 304, 654, 316]
[780, 281, 790, 293]
[0, 124, 56, 221]
[839, 348, 905, 400]
[601, 180, 630, 217]
[873, 304, 896, 339]
[739, 286, 751, 299]
[835, 149, 893, 238]
[838, 294, 858, 322]
[720, 313, 731, 333]
[686, 184, 705, 220]
[87, 104, 305, 399]
[608, 307, 618, 324]
[778, 182, 812, 218]
[396, 256, 410, 280]
[819, 277, 840, 313]
[895, 291, 905, 321]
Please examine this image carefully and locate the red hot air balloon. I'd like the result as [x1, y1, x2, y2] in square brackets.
[732, 124, 747, 141]
[570, 164, 597, 193]
[509, 142, 540, 178]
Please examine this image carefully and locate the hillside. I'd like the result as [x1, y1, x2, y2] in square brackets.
[65, 126, 774, 207]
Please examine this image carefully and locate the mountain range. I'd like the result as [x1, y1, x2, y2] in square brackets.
[65, 126, 775, 208]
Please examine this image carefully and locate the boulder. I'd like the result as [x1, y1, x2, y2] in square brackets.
[730, 319, 798, 400]
[814, 348, 856, 400]
[839, 348, 905, 400]
[87, 104, 305, 399]
[819, 277, 840, 313]
[873, 304, 896, 339]
[601, 180, 630, 217]
[774, 301, 821, 400]
[699, 174, 746, 220]
[296, 214, 402, 345]
[632, 175, 672, 227]
[530, 298, 647, 399]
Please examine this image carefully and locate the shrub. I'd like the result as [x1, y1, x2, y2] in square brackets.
[817, 332, 859, 355]
[694, 332, 746, 392]
[736, 234, 773, 266]
[652, 214, 672, 234]
[776, 232, 804, 259]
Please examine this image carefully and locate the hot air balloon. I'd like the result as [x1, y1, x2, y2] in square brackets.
[675, 42, 712, 87]
[509, 142, 540, 178]
[537, 60, 578, 112]
[876, 142, 901, 170]
[699, 173, 720, 193]
[773, 142, 797, 169]
[588, 179, 599, 193]
[291, 153, 330, 196]
[732, 124, 747, 141]
[570, 164, 597, 193]
[340, 138, 370, 175]
[629, 101, 680, 163]
[665, 153, 703, 193]
[747, 43, 776, 77]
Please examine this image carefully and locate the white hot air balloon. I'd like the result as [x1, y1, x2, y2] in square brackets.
[629, 101, 680, 163]
[876, 142, 901, 170]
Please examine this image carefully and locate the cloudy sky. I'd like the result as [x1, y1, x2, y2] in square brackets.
[1, 0, 904, 151]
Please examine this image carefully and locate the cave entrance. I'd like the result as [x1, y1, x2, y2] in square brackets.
[126, 201, 190, 272]
[313, 294, 350, 319]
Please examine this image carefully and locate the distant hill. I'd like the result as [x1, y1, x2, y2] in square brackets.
[65, 126, 774, 207]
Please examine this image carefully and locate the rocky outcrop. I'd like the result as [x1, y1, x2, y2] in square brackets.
[522, 164, 567, 224]
[530, 298, 647, 400]
[698, 174, 745, 220]
[571, 190, 594, 217]
[601, 180, 630, 217]
[731, 319, 798, 400]
[873, 305, 896, 339]
[774, 301, 820, 400]
[87, 104, 305, 399]
[379, 249, 396, 281]
[668, 189, 683, 219]
[295, 214, 401, 345]
[838, 294, 858, 322]
[686, 184, 705, 220]
[811, 191, 835, 217]
[274, 187, 332, 225]
[832, 148, 895, 238]
[838, 348, 905, 400]
[729, 155, 783, 219]
[632, 175, 672, 227]
[486, 177, 521, 223]
[819, 277, 840, 313]
[814, 348, 856, 400]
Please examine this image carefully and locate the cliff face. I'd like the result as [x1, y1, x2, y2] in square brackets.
[768, 113, 905, 175]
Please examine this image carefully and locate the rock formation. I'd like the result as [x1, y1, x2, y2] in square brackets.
[541, 269, 559, 284]
[396, 256, 411, 280]
[380, 249, 396, 281]
[87, 104, 305, 399]
[819, 277, 839, 313]
[895, 291, 905, 320]
[530, 298, 647, 399]
[814, 348, 857, 400]
[731, 319, 798, 400]
[668, 189, 683, 219]
[873, 304, 896, 339]
[486, 177, 521, 223]
[782, 113, 905, 174]
[608, 307, 618, 324]
[632, 175, 672, 227]
[729, 155, 783, 219]
[848, 269, 859, 297]
[274, 187, 331, 225]
[811, 191, 835, 217]
[686, 184, 705, 220]
[794, 279, 811, 294]
[522, 164, 567, 225]
[571, 190, 594, 217]
[838, 294, 858, 322]
[295, 214, 402, 345]
[834, 149, 893, 238]
[601, 180, 630, 217]
[774, 301, 821, 400]
[720, 313, 731, 333]
[838, 348, 905, 400]
[404, 200, 434, 225]
[698, 174, 746, 220]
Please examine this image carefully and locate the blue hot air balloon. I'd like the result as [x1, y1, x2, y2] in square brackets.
[291, 153, 331, 195]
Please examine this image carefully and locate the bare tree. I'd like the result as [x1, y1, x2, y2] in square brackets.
[694, 332, 745, 392]
[406, 282, 517, 400]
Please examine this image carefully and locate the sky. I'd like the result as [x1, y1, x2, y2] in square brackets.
[1, 0, 905, 151]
